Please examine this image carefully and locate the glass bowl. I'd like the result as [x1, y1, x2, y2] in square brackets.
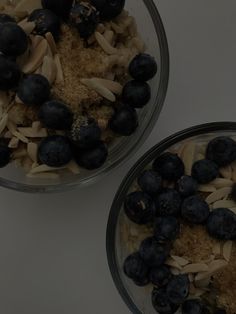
[0, 0, 169, 193]
[106, 122, 236, 314]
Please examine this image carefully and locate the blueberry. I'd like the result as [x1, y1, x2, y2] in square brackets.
[206, 208, 236, 240]
[0, 144, 11, 167]
[0, 14, 16, 23]
[123, 252, 149, 286]
[70, 3, 99, 39]
[38, 100, 73, 130]
[0, 56, 21, 90]
[38, 135, 72, 167]
[17, 74, 50, 106]
[206, 136, 236, 167]
[124, 191, 155, 224]
[177, 175, 198, 197]
[214, 309, 226, 314]
[138, 170, 162, 195]
[0, 22, 28, 57]
[28, 9, 61, 39]
[109, 104, 138, 136]
[139, 237, 170, 267]
[69, 116, 101, 149]
[153, 152, 185, 181]
[90, 0, 125, 20]
[152, 287, 179, 314]
[129, 53, 158, 81]
[149, 266, 172, 287]
[192, 159, 219, 184]
[182, 299, 210, 314]
[181, 195, 210, 224]
[122, 80, 151, 108]
[74, 141, 108, 170]
[154, 216, 180, 242]
[41, 0, 73, 19]
[166, 274, 190, 305]
[155, 189, 182, 217]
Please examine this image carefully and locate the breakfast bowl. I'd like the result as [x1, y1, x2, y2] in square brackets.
[106, 122, 236, 314]
[0, 0, 169, 192]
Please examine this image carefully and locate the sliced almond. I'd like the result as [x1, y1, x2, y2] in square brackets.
[182, 263, 209, 274]
[8, 137, 19, 148]
[212, 199, 236, 209]
[223, 241, 233, 262]
[170, 268, 180, 275]
[27, 142, 38, 162]
[181, 141, 196, 176]
[95, 32, 118, 54]
[22, 38, 48, 73]
[208, 259, 228, 272]
[32, 121, 42, 131]
[14, 0, 42, 14]
[131, 37, 146, 53]
[219, 165, 232, 180]
[18, 20, 35, 34]
[29, 164, 63, 174]
[12, 130, 29, 143]
[27, 172, 60, 179]
[128, 16, 138, 36]
[18, 127, 47, 138]
[14, 10, 28, 20]
[171, 255, 189, 267]
[198, 184, 216, 193]
[0, 113, 8, 134]
[195, 153, 205, 162]
[211, 178, 233, 188]
[31, 35, 44, 49]
[110, 21, 123, 33]
[80, 78, 116, 102]
[205, 187, 232, 204]
[212, 242, 221, 255]
[54, 54, 64, 83]
[176, 142, 187, 158]
[16, 47, 31, 69]
[4, 130, 13, 139]
[103, 30, 114, 44]
[66, 160, 80, 174]
[91, 78, 122, 94]
[45, 32, 57, 55]
[229, 207, 236, 214]
[41, 55, 57, 84]
[194, 277, 211, 288]
[192, 288, 207, 297]
[188, 273, 194, 283]
[165, 258, 182, 270]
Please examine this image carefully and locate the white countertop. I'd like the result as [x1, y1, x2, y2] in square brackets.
[1, 1, 236, 313]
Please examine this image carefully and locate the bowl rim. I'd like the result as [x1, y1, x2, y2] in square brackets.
[0, 0, 169, 193]
[106, 121, 236, 314]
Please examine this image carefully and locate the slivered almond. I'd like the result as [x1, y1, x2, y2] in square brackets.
[0, 113, 8, 134]
[219, 165, 232, 180]
[14, 11, 28, 20]
[92, 78, 122, 94]
[29, 164, 63, 174]
[67, 160, 80, 174]
[212, 242, 221, 255]
[170, 268, 180, 275]
[194, 277, 211, 288]
[211, 178, 233, 188]
[195, 153, 205, 162]
[171, 255, 189, 267]
[22, 38, 48, 73]
[188, 274, 194, 282]
[14, 0, 42, 13]
[128, 16, 138, 36]
[16, 47, 31, 69]
[110, 21, 123, 33]
[12, 130, 29, 143]
[165, 258, 182, 270]
[80, 78, 116, 102]
[27, 142, 38, 162]
[32, 121, 42, 131]
[8, 137, 19, 148]
[208, 259, 228, 272]
[223, 241, 233, 262]
[181, 141, 196, 175]
[229, 207, 236, 214]
[182, 263, 209, 274]
[198, 184, 216, 193]
[131, 37, 145, 53]
[18, 20, 35, 34]
[27, 172, 60, 179]
[95, 32, 118, 54]
[196, 142, 207, 155]
[4, 130, 13, 139]
[45, 32, 57, 55]
[192, 288, 206, 297]
[205, 187, 232, 204]
[103, 30, 114, 44]
[41, 55, 57, 84]
[54, 54, 64, 83]
[18, 127, 47, 138]
[31, 35, 44, 49]
[212, 200, 236, 209]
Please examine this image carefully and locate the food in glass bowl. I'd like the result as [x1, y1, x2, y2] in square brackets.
[0, 0, 158, 180]
[107, 123, 236, 314]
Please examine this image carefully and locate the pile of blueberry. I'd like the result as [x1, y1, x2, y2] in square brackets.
[123, 136, 236, 313]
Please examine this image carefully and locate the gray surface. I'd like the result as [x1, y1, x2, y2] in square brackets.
[0, 0, 236, 313]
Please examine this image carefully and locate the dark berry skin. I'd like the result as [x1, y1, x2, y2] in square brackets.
[166, 274, 190, 305]
[207, 208, 236, 240]
[155, 189, 182, 217]
[153, 152, 185, 181]
[206, 136, 236, 167]
[109, 105, 138, 136]
[38, 135, 72, 167]
[139, 237, 170, 267]
[70, 3, 99, 39]
[0, 14, 16, 23]
[69, 117, 101, 149]
[17, 74, 50, 106]
[74, 141, 108, 170]
[123, 252, 149, 286]
[129, 53, 158, 81]
[181, 195, 210, 224]
[39, 100, 73, 130]
[192, 159, 219, 184]
[122, 80, 151, 108]
[182, 299, 210, 314]
[0, 144, 11, 167]
[90, 0, 125, 20]
[0, 56, 21, 90]
[177, 175, 198, 197]
[152, 287, 179, 314]
[154, 216, 180, 242]
[28, 9, 61, 40]
[124, 191, 155, 224]
[0, 22, 28, 57]
[137, 170, 162, 195]
[149, 266, 172, 287]
[41, 0, 73, 20]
